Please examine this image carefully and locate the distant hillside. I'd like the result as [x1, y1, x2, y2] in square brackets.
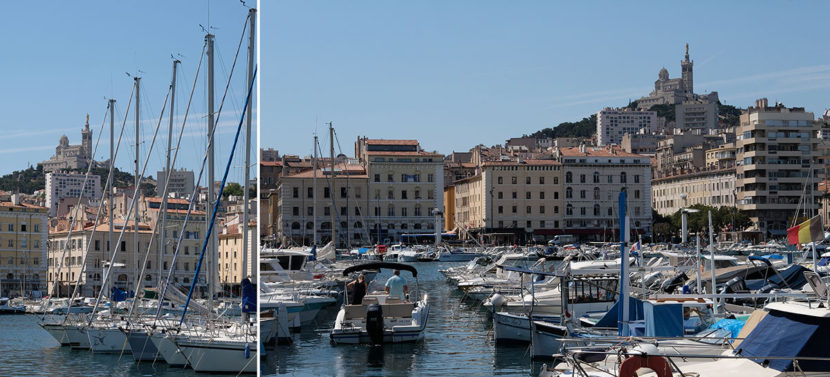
[524, 114, 597, 139]
[0, 164, 155, 197]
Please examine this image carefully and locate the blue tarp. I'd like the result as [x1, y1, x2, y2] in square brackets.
[594, 297, 644, 328]
[358, 247, 369, 254]
[737, 310, 819, 371]
[241, 278, 256, 313]
[308, 245, 317, 262]
[707, 318, 746, 341]
[643, 301, 684, 337]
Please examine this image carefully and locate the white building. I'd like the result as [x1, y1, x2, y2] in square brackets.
[596, 108, 657, 146]
[157, 168, 195, 199]
[45, 172, 102, 217]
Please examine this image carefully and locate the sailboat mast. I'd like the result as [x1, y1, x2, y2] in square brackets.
[206, 33, 217, 306]
[329, 122, 336, 248]
[313, 135, 318, 246]
[242, 8, 256, 279]
[107, 98, 115, 299]
[161, 60, 178, 287]
[134, 76, 140, 300]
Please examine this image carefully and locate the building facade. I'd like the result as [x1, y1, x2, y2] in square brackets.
[736, 98, 821, 238]
[596, 108, 657, 146]
[0, 201, 48, 298]
[558, 147, 652, 240]
[45, 172, 102, 217]
[675, 100, 719, 133]
[156, 168, 195, 199]
[651, 168, 736, 216]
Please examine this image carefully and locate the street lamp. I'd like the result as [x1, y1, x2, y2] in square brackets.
[681, 207, 700, 244]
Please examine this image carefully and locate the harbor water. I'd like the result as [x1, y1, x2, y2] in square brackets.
[264, 262, 548, 376]
[0, 314, 237, 376]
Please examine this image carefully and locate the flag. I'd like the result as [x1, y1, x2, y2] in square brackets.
[787, 215, 823, 245]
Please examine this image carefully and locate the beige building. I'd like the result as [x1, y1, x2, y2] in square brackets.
[705, 143, 736, 170]
[0, 201, 48, 298]
[276, 161, 371, 246]
[357, 138, 444, 245]
[736, 98, 821, 238]
[596, 108, 657, 146]
[651, 168, 736, 216]
[452, 159, 563, 243]
[558, 146, 652, 240]
[218, 220, 256, 294]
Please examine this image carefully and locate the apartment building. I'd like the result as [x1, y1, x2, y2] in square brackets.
[218, 220, 256, 295]
[0, 201, 48, 298]
[596, 108, 657, 146]
[558, 146, 652, 240]
[45, 172, 102, 217]
[736, 98, 821, 238]
[156, 168, 195, 199]
[651, 168, 736, 216]
[452, 159, 563, 243]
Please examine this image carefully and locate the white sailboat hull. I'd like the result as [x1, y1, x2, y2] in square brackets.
[177, 338, 257, 374]
[88, 327, 131, 353]
[150, 333, 189, 367]
[65, 326, 91, 349]
[40, 323, 70, 346]
[124, 329, 160, 361]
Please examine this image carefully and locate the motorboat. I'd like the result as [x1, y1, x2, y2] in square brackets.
[330, 262, 429, 344]
[0, 297, 25, 314]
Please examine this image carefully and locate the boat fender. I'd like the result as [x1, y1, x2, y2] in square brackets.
[618, 354, 672, 377]
[490, 294, 506, 307]
[245, 343, 251, 359]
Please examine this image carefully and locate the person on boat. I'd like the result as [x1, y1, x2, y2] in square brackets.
[347, 274, 368, 305]
[385, 269, 408, 301]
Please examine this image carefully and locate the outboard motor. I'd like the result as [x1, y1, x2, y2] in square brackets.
[660, 272, 688, 293]
[365, 303, 384, 345]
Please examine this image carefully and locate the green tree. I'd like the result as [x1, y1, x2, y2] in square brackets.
[222, 182, 244, 199]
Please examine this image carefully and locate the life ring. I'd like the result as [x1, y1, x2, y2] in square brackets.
[619, 354, 672, 377]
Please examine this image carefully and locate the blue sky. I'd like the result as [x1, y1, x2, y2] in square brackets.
[263, 1, 830, 157]
[0, 1, 256, 184]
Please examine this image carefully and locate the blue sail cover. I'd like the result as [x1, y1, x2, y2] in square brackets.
[594, 297, 643, 328]
[736, 309, 828, 371]
[111, 287, 128, 302]
[241, 278, 256, 313]
[643, 301, 683, 337]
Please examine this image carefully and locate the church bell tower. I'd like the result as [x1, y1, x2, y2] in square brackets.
[681, 43, 693, 94]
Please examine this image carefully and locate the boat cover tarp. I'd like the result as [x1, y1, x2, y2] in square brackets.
[745, 264, 809, 291]
[707, 318, 746, 340]
[241, 278, 256, 313]
[317, 242, 336, 261]
[736, 309, 825, 371]
[593, 297, 643, 328]
[643, 301, 683, 337]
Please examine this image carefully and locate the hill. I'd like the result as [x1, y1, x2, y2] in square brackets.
[524, 114, 597, 139]
[0, 164, 155, 197]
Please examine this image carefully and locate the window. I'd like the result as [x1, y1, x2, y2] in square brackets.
[512, 192, 517, 199]
[307, 207, 313, 216]
[374, 174, 380, 182]
[554, 192, 559, 199]
[355, 207, 360, 215]
[553, 177, 559, 184]
[554, 206, 559, 214]
[526, 177, 531, 184]
[566, 204, 573, 215]
[428, 174, 434, 182]
[539, 191, 545, 199]
[307, 187, 313, 198]
[324, 187, 330, 198]
[593, 187, 600, 200]
[512, 206, 517, 213]
[580, 190, 586, 199]
[608, 175, 613, 183]
[388, 190, 394, 199]
[593, 204, 600, 216]
[620, 172, 627, 183]
[634, 190, 640, 199]
[498, 192, 503, 199]
[526, 192, 531, 199]
[498, 206, 503, 214]
[539, 206, 545, 214]
[340, 207, 347, 216]
[387, 174, 394, 182]
[292, 187, 299, 198]
[374, 207, 380, 216]
[512, 176, 517, 184]
[387, 206, 395, 216]
[324, 207, 330, 216]
[580, 174, 586, 183]
[539, 177, 545, 184]
[34, 224, 39, 232]
[401, 207, 408, 217]
[414, 189, 421, 199]
[566, 188, 572, 199]
[21, 224, 26, 232]
[580, 207, 586, 215]
[540, 221, 545, 228]
[95, 240, 100, 251]
[565, 172, 572, 183]
[340, 187, 347, 198]
[120, 241, 126, 251]
[607, 207, 612, 216]
[498, 177, 503, 184]
[526, 206, 531, 214]
[634, 175, 640, 183]
[526, 220, 532, 228]
[401, 190, 408, 199]
[593, 172, 600, 183]
[414, 207, 421, 216]
[292, 207, 299, 216]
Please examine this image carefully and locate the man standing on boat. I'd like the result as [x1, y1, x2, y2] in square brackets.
[385, 269, 408, 301]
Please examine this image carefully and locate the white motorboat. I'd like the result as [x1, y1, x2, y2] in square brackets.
[0, 297, 25, 314]
[331, 262, 429, 344]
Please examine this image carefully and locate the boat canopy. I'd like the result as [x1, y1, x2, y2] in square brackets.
[342, 262, 418, 277]
[736, 308, 830, 371]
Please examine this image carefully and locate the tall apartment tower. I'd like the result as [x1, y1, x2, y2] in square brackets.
[736, 98, 820, 238]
